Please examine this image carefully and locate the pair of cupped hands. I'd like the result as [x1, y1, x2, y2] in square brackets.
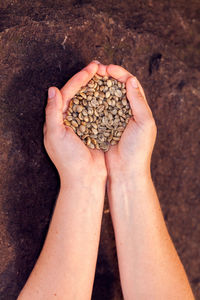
[44, 61, 157, 186]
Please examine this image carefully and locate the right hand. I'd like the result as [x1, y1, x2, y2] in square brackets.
[97, 64, 157, 179]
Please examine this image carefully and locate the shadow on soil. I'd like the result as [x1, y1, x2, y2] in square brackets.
[0, 40, 119, 299]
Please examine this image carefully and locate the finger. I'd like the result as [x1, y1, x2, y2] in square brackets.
[96, 63, 108, 77]
[107, 64, 132, 82]
[45, 87, 64, 133]
[107, 64, 147, 101]
[61, 61, 98, 112]
[126, 77, 153, 125]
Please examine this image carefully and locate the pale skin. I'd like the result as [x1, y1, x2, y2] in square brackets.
[18, 62, 194, 300]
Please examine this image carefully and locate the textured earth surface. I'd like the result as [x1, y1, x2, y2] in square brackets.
[0, 1, 200, 299]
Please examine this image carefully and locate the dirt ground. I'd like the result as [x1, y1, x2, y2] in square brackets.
[0, 0, 200, 299]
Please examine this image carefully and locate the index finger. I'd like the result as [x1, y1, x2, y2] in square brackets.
[61, 62, 98, 112]
[107, 64, 147, 102]
[107, 64, 132, 83]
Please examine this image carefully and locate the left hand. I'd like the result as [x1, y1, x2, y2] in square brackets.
[43, 61, 107, 187]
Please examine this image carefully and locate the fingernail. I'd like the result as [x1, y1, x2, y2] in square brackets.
[130, 77, 138, 88]
[92, 60, 101, 64]
[48, 87, 56, 99]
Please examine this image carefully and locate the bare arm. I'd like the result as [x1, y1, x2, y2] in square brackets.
[103, 64, 194, 300]
[108, 173, 194, 300]
[18, 62, 106, 300]
[18, 178, 105, 300]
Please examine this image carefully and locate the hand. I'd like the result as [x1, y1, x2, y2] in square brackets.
[44, 62, 107, 186]
[96, 63, 157, 179]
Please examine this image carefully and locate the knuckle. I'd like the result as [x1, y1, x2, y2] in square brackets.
[137, 92, 144, 101]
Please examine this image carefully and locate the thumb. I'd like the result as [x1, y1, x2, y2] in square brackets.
[126, 77, 153, 125]
[45, 87, 64, 133]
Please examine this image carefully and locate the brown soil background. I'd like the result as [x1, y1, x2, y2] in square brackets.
[0, 0, 200, 299]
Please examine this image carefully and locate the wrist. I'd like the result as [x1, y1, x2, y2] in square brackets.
[60, 171, 107, 191]
[108, 164, 151, 186]
[107, 168, 153, 206]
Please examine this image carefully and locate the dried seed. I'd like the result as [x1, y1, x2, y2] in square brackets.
[73, 105, 78, 112]
[118, 110, 123, 116]
[99, 91, 105, 98]
[113, 136, 120, 141]
[71, 120, 78, 127]
[82, 134, 89, 139]
[82, 109, 88, 116]
[83, 99, 88, 106]
[91, 138, 97, 145]
[94, 74, 102, 79]
[88, 107, 93, 115]
[88, 83, 94, 88]
[91, 123, 98, 129]
[122, 88, 126, 94]
[79, 125, 86, 133]
[94, 109, 99, 117]
[104, 102, 109, 109]
[115, 89, 122, 97]
[111, 109, 118, 115]
[116, 131, 122, 137]
[72, 112, 77, 118]
[122, 99, 127, 106]
[102, 116, 108, 124]
[66, 115, 73, 121]
[75, 118, 81, 125]
[77, 129, 83, 136]
[117, 126, 125, 131]
[78, 113, 83, 120]
[107, 80, 112, 87]
[110, 140, 117, 145]
[97, 133, 105, 142]
[105, 91, 110, 98]
[80, 92, 87, 99]
[73, 98, 79, 105]
[118, 82, 122, 88]
[109, 87, 116, 94]
[98, 80, 103, 85]
[76, 105, 84, 113]
[64, 120, 71, 126]
[89, 115, 93, 122]
[107, 98, 112, 105]
[87, 136, 91, 145]
[84, 116, 89, 122]
[88, 143, 95, 149]
[103, 132, 110, 137]
[111, 100, 116, 106]
[108, 113, 113, 120]
[92, 128, 98, 135]
[91, 99, 98, 107]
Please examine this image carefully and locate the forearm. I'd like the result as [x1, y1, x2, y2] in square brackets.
[108, 172, 194, 300]
[18, 176, 106, 300]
